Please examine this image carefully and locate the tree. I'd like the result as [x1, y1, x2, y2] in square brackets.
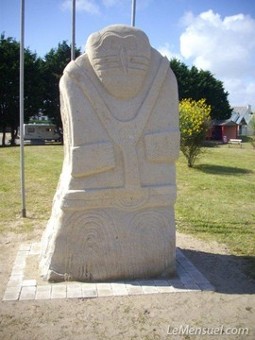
[170, 59, 232, 120]
[169, 58, 191, 99]
[179, 98, 211, 167]
[0, 37, 81, 146]
[0, 35, 19, 146]
[250, 114, 255, 149]
[41, 41, 81, 130]
[0, 34, 42, 146]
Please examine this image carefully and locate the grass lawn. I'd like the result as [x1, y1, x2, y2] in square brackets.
[0, 145, 63, 233]
[0, 142, 254, 275]
[176, 143, 255, 277]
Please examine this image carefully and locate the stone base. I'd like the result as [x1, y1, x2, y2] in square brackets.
[40, 206, 176, 282]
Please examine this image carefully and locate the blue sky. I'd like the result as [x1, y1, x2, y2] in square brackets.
[1, 0, 255, 109]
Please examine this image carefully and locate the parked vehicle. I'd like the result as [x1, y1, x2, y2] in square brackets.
[22, 124, 61, 143]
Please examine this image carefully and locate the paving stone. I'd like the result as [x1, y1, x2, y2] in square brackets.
[19, 286, 36, 300]
[176, 253, 215, 292]
[181, 280, 201, 290]
[179, 260, 197, 271]
[29, 243, 41, 255]
[51, 284, 67, 299]
[96, 283, 112, 289]
[111, 283, 129, 296]
[177, 264, 203, 290]
[81, 284, 98, 298]
[22, 279, 37, 287]
[187, 267, 212, 285]
[3, 287, 21, 301]
[81, 282, 96, 290]
[125, 282, 144, 295]
[2, 244, 214, 301]
[153, 279, 180, 293]
[82, 289, 97, 298]
[157, 285, 176, 293]
[13, 253, 27, 271]
[7, 275, 23, 287]
[15, 252, 29, 262]
[66, 284, 82, 298]
[169, 279, 186, 290]
[141, 284, 159, 294]
[19, 244, 31, 251]
[11, 265, 25, 276]
[96, 283, 113, 297]
[177, 280, 200, 290]
[35, 285, 52, 300]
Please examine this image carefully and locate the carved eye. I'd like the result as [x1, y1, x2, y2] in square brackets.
[128, 39, 136, 50]
[110, 38, 120, 51]
[101, 37, 112, 51]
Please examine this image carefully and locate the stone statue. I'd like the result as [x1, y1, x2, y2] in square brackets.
[40, 25, 179, 282]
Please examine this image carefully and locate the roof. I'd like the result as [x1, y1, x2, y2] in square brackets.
[212, 118, 238, 126]
[213, 105, 253, 127]
[232, 105, 253, 125]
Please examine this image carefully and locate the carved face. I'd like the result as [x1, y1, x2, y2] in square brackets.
[86, 26, 151, 99]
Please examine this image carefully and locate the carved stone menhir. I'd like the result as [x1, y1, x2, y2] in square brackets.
[40, 24, 180, 282]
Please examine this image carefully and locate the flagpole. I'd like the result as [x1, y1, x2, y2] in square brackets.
[131, 0, 136, 26]
[71, 0, 76, 60]
[20, 0, 26, 217]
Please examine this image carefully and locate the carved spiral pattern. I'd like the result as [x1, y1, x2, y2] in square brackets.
[127, 209, 174, 275]
[63, 210, 121, 281]
[49, 207, 175, 281]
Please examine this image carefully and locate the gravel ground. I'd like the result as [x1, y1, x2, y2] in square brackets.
[0, 228, 254, 340]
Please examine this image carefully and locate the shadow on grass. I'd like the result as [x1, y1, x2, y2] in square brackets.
[195, 164, 253, 176]
[177, 219, 255, 235]
[180, 248, 255, 294]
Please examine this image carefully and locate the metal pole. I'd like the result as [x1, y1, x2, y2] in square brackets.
[131, 0, 136, 27]
[71, 0, 76, 60]
[20, 0, 26, 218]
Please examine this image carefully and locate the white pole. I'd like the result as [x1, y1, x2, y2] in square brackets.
[131, 0, 136, 27]
[20, 0, 26, 218]
[71, 0, 76, 60]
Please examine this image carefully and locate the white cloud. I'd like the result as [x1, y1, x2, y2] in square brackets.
[224, 78, 255, 106]
[180, 10, 255, 107]
[157, 43, 183, 61]
[61, 0, 153, 16]
[62, 0, 100, 15]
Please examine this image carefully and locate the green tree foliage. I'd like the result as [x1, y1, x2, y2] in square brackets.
[179, 98, 211, 167]
[0, 36, 81, 146]
[0, 34, 42, 145]
[0, 35, 19, 145]
[250, 114, 255, 149]
[41, 41, 81, 129]
[170, 59, 232, 121]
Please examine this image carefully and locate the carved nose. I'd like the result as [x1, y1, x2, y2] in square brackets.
[120, 48, 128, 74]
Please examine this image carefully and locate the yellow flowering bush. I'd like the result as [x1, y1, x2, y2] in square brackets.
[179, 98, 211, 167]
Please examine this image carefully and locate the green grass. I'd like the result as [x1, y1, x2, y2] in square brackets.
[0, 142, 254, 275]
[0, 145, 63, 233]
[176, 143, 255, 276]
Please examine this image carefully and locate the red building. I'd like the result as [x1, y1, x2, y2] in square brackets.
[208, 105, 253, 142]
[210, 119, 238, 142]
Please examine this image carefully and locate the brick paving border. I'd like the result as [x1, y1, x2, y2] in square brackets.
[3, 243, 214, 301]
